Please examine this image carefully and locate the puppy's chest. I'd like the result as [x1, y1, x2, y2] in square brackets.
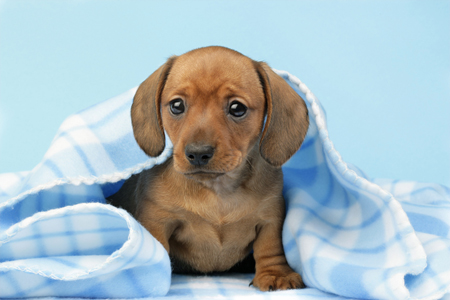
[146, 174, 277, 272]
[177, 188, 260, 224]
[173, 212, 258, 247]
[169, 196, 259, 272]
[169, 190, 261, 248]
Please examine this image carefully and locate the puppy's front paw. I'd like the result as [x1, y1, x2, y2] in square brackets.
[251, 269, 304, 291]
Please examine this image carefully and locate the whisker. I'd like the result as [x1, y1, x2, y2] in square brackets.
[245, 157, 255, 172]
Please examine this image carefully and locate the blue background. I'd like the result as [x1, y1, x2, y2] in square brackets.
[0, 0, 449, 186]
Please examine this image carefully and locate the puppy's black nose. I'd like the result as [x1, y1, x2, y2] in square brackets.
[185, 144, 214, 166]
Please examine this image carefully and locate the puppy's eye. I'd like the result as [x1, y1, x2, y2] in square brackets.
[169, 99, 185, 115]
[229, 101, 247, 118]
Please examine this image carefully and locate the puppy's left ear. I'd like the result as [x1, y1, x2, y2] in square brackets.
[254, 62, 309, 167]
[131, 56, 177, 157]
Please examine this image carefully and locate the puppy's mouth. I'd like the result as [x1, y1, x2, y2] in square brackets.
[183, 170, 225, 180]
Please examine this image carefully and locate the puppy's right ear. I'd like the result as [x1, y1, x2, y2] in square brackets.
[131, 56, 177, 157]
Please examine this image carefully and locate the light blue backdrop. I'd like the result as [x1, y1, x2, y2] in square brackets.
[0, 0, 449, 186]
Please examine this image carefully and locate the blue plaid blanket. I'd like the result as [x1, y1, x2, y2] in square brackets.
[0, 70, 449, 300]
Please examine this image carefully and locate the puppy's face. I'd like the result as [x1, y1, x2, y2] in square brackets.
[160, 49, 265, 180]
[132, 46, 309, 181]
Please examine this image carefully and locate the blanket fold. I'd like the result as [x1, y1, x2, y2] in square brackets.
[0, 202, 171, 298]
[0, 70, 449, 300]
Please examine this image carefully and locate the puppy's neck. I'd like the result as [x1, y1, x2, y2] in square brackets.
[200, 161, 252, 195]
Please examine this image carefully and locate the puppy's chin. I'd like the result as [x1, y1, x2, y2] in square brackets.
[184, 171, 225, 182]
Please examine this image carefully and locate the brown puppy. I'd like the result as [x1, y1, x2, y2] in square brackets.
[108, 46, 309, 291]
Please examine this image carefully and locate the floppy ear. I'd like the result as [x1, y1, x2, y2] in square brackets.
[131, 56, 177, 157]
[254, 61, 309, 167]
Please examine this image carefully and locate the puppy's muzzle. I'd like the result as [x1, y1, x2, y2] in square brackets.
[185, 143, 215, 166]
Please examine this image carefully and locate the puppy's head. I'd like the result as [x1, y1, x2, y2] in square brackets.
[132, 46, 308, 181]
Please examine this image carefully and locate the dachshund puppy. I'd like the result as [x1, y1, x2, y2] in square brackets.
[108, 46, 309, 291]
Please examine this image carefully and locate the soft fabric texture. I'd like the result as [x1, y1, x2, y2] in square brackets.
[0, 70, 449, 300]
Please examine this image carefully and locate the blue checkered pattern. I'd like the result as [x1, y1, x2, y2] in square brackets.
[0, 70, 449, 299]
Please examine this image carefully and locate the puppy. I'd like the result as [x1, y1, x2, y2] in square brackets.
[108, 46, 309, 291]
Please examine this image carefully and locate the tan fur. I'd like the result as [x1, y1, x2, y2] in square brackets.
[108, 46, 309, 291]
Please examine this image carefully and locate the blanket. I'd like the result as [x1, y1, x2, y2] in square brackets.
[0, 70, 449, 300]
